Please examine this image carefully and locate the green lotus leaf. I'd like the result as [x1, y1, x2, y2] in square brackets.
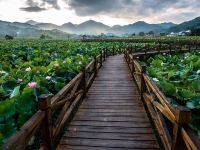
[157, 81, 176, 96]
[178, 89, 196, 100]
[10, 86, 20, 99]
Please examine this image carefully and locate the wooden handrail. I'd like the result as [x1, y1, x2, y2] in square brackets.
[124, 48, 200, 150]
[3, 111, 45, 150]
[51, 72, 83, 104]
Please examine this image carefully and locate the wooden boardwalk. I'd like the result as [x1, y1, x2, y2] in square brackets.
[57, 55, 159, 150]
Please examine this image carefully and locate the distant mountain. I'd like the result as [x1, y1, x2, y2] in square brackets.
[60, 22, 77, 33]
[168, 17, 200, 32]
[0, 20, 72, 39]
[2, 17, 200, 37]
[52, 20, 110, 34]
[159, 22, 176, 29]
[36, 23, 60, 30]
[108, 21, 176, 35]
[21, 20, 178, 35]
[76, 20, 110, 34]
[26, 20, 40, 25]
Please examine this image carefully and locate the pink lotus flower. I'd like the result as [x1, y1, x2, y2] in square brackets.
[28, 82, 37, 88]
[54, 63, 59, 67]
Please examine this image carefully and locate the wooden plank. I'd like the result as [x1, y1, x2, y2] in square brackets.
[81, 102, 142, 105]
[67, 125, 154, 134]
[63, 131, 157, 141]
[59, 138, 159, 149]
[78, 108, 146, 113]
[57, 145, 160, 150]
[80, 105, 144, 109]
[71, 121, 151, 127]
[75, 111, 147, 117]
[73, 116, 149, 122]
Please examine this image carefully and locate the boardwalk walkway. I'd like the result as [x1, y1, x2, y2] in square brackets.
[57, 55, 159, 150]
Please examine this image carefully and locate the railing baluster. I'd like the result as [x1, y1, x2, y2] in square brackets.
[38, 95, 53, 150]
[81, 65, 86, 97]
[94, 56, 97, 77]
[100, 51, 103, 67]
[172, 106, 191, 150]
[140, 65, 146, 101]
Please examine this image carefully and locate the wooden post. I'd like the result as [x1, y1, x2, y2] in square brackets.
[124, 48, 126, 58]
[188, 43, 191, 52]
[145, 45, 147, 55]
[125, 49, 128, 61]
[131, 57, 135, 77]
[103, 49, 106, 61]
[172, 106, 191, 150]
[38, 94, 53, 150]
[100, 51, 103, 67]
[127, 51, 130, 64]
[169, 44, 172, 54]
[140, 65, 146, 101]
[81, 65, 87, 97]
[105, 48, 108, 57]
[195, 42, 198, 50]
[125, 49, 127, 61]
[93, 56, 97, 77]
[158, 42, 161, 53]
[131, 46, 133, 54]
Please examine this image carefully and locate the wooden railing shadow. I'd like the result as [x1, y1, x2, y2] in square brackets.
[2, 49, 109, 150]
[124, 48, 200, 150]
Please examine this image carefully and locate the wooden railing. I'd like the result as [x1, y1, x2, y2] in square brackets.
[81, 38, 200, 47]
[125, 43, 199, 56]
[124, 49, 200, 150]
[2, 49, 108, 150]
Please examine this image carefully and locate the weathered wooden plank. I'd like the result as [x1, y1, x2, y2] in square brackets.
[75, 111, 147, 117]
[57, 145, 159, 150]
[78, 108, 146, 113]
[59, 138, 159, 149]
[67, 125, 154, 134]
[71, 121, 151, 127]
[63, 131, 157, 141]
[80, 105, 144, 109]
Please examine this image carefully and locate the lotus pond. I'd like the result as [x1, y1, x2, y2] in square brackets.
[139, 51, 200, 138]
[0, 40, 127, 145]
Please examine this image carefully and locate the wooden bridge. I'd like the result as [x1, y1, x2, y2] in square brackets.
[3, 48, 200, 150]
[57, 55, 159, 150]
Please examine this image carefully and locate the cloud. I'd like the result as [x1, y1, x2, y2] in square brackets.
[20, 6, 46, 12]
[17, 0, 200, 24]
[66, 0, 200, 20]
[20, 0, 59, 12]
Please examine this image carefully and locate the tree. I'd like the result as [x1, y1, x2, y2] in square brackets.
[82, 35, 87, 39]
[131, 33, 136, 36]
[138, 32, 145, 36]
[148, 31, 154, 36]
[190, 28, 200, 36]
[5, 35, 14, 40]
[40, 34, 46, 39]
[160, 32, 166, 36]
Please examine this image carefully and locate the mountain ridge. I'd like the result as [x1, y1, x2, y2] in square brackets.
[25, 19, 176, 35]
[1, 17, 200, 38]
[168, 16, 200, 32]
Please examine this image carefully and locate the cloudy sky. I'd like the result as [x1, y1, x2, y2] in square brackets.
[0, 0, 199, 26]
